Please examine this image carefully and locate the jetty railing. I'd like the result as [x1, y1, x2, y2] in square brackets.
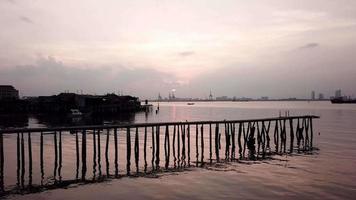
[0, 115, 319, 195]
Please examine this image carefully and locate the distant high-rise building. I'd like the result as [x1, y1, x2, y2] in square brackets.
[0, 85, 19, 100]
[311, 91, 315, 100]
[318, 93, 324, 100]
[158, 93, 162, 100]
[209, 90, 213, 100]
[335, 89, 342, 98]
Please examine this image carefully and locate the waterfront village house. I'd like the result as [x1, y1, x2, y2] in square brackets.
[0, 85, 19, 100]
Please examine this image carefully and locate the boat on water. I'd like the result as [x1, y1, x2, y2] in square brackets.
[68, 109, 83, 117]
[187, 102, 195, 105]
[330, 97, 356, 104]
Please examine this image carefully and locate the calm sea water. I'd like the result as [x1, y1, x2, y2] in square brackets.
[3, 101, 356, 200]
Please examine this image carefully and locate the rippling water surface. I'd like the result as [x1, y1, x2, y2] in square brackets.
[3, 101, 356, 200]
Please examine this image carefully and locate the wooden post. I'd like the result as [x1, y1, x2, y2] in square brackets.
[75, 131, 79, 179]
[265, 121, 271, 153]
[17, 132, 20, 186]
[105, 129, 110, 176]
[58, 131, 62, 181]
[177, 124, 180, 167]
[98, 129, 102, 177]
[200, 124, 204, 166]
[135, 127, 139, 173]
[182, 124, 186, 167]
[238, 123, 242, 159]
[196, 124, 199, 166]
[231, 123, 236, 161]
[82, 130, 87, 180]
[209, 124, 212, 164]
[0, 132, 4, 191]
[40, 132, 44, 185]
[187, 124, 191, 167]
[304, 118, 310, 150]
[274, 121, 279, 153]
[155, 125, 160, 170]
[310, 117, 314, 150]
[93, 129, 97, 179]
[173, 125, 176, 168]
[289, 119, 294, 153]
[54, 131, 58, 181]
[126, 127, 131, 175]
[215, 123, 219, 162]
[144, 126, 147, 173]
[164, 125, 170, 169]
[114, 128, 118, 177]
[21, 132, 25, 187]
[151, 126, 155, 170]
[28, 132, 33, 186]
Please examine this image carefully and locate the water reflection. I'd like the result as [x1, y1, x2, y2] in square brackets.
[0, 113, 136, 129]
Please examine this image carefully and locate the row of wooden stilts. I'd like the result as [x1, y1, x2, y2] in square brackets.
[0, 116, 316, 193]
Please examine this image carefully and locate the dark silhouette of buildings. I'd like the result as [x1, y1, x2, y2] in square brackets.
[0, 85, 19, 100]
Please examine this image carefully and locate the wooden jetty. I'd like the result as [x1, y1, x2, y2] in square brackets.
[0, 115, 319, 195]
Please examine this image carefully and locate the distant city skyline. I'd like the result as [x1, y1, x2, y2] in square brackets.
[1, 0, 356, 99]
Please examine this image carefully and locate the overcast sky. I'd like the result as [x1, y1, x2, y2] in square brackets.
[1, 0, 356, 99]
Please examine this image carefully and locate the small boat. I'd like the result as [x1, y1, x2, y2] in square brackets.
[331, 97, 356, 104]
[68, 109, 83, 117]
[187, 102, 195, 105]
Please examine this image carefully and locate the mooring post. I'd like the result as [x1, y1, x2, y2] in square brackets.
[126, 127, 131, 175]
[82, 129, 87, 180]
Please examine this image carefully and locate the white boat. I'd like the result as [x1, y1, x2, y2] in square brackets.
[69, 109, 83, 117]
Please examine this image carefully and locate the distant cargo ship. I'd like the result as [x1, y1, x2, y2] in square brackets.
[330, 97, 356, 104]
